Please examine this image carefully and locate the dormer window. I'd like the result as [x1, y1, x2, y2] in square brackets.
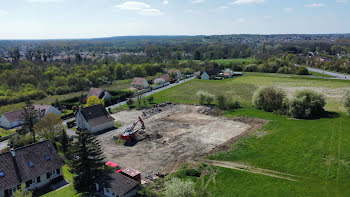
[0, 171, 4, 177]
[28, 162, 34, 167]
[45, 155, 51, 160]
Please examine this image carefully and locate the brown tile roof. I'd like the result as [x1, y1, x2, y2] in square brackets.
[0, 140, 64, 191]
[159, 74, 170, 82]
[80, 104, 115, 127]
[87, 88, 103, 98]
[2, 105, 54, 123]
[105, 173, 139, 197]
[132, 77, 146, 85]
[168, 69, 180, 74]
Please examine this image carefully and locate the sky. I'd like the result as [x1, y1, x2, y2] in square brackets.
[0, 0, 349, 39]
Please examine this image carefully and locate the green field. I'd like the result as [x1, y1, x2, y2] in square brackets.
[152, 73, 350, 112]
[0, 128, 16, 138]
[149, 73, 350, 196]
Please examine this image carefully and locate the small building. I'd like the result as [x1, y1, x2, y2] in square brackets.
[0, 140, 64, 197]
[153, 74, 170, 85]
[87, 88, 111, 101]
[194, 71, 201, 79]
[168, 70, 182, 81]
[0, 105, 62, 129]
[96, 173, 140, 197]
[223, 72, 232, 78]
[132, 77, 150, 90]
[75, 104, 115, 133]
[200, 71, 210, 80]
[121, 168, 141, 184]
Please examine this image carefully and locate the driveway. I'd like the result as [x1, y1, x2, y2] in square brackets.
[295, 64, 350, 80]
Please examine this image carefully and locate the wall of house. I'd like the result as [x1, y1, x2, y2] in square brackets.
[0, 190, 5, 197]
[47, 107, 62, 116]
[201, 72, 209, 80]
[76, 111, 89, 130]
[103, 187, 116, 197]
[0, 115, 11, 129]
[10, 120, 23, 129]
[91, 121, 114, 133]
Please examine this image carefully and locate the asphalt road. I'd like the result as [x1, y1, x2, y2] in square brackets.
[295, 64, 350, 80]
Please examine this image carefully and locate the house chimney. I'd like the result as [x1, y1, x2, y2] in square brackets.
[10, 148, 16, 157]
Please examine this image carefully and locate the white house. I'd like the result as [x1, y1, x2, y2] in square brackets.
[132, 77, 149, 90]
[75, 104, 115, 133]
[168, 70, 182, 81]
[200, 72, 210, 80]
[0, 140, 64, 197]
[0, 105, 62, 129]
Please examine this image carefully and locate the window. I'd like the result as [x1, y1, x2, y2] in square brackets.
[37, 176, 41, 183]
[56, 168, 60, 175]
[47, 172, 51, 179]
[45, 155, 51, 160]
[28, 161, 34, 167]
[0, 171, 4, 177]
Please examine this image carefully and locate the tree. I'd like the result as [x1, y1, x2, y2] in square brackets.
[34, 113, 63, 142]
[147, 96, 154, 104]
[253, 87, 286, 112]
[287, 90, 326, 119]
[345, 91, 350, 115]
[296, 66, 309, 75]
[22, 101, 40, 143]
[60, 129, 70, 156]
[164, 178, 195, 197]
[114, 64, 123, 80]
[13, 184, 32, 197]
[85, 96, 104, 107]
[69, 131, 106, 193]
[126, 98, 134, 109]
[217, 95, 226, 110]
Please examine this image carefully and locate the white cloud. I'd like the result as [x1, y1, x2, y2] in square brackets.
[231, 0, 264, 5]
[163, 0, 169, 4]
[116, 1, 151, 10]
[284, 7, 293, 13]
[27, 0, 63, 2]
[115, 1, 162, 16]
[139, 8, 163, 16]
[192, 0, 204, 4]
[305, 3, 325, 7]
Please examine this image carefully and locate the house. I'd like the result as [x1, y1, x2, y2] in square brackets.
[194, 71, 201, 79]
[200, 71, 210, 80]
[96, 173, 140, 197]
[121, 168, 141, 184]
[153, 74, 170, 85]
[168, 70, 182, 81]
[132, 77, 150, 90]
[0, 105, 62, 129]
[0, 140, 64, 197]
[75, 104, 115, 133]
[87, 88, 111, 101]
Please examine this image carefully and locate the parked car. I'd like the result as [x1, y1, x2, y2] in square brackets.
[106, 161, 122, 173]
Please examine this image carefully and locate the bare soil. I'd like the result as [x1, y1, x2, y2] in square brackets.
[98, 104, 265, 177]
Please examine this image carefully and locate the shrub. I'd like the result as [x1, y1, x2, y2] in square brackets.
[126, 98, 134, 109]
[296, 66, 309, 75]
[253, 87, 286, 112]
[196, 90, 214, 105]
[217, 95, 226, 110]
[163, 178, 195, 197]
[345, 91, 350, 114]
[278, 66, 295, 74]
[287, 90, 326, 119]
[227, 100, 241, 110]
[243, 64, 258, 72]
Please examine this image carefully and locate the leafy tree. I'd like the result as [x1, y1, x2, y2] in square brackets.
[296, 66, 309, 75]
[34, 113, 63, 142]
[9, 134, 34, 149]
[13, 184, 32, 197]
[217, 95, 226, 110]
[164, 178, 195, 197]
[287, 90, 326, 119]
[85, 96, 104, 107]
[147, 96, 154, 104]
[22, 101, 40, 143]
[126, 98, 134, 109]
[69, 131, 106, 193]
[114, 64, 123, 80]
[60, 129, 70, 156]
[253, 87, 286, 112]
[345, 91, 350, 115]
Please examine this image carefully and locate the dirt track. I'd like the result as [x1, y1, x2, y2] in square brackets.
[98, 104, 265, 177]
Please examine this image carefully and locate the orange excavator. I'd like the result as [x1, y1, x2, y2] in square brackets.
[120, 116, 145, 143]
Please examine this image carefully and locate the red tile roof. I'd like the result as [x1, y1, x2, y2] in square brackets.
[87, 88, 103, 98]
[159, 74, 170, 82]
[132, 77, 146, 85]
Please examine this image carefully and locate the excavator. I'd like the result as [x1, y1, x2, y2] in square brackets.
[120, 116, 145, 143]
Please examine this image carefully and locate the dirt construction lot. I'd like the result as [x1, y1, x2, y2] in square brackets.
[98, 104, 265, 177]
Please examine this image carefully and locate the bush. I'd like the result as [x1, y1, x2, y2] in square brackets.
[217, 95, 226, 110]
[287, 90, 326, 119]
[278, 66, 295, 74]
[196, 90, 214, 105]
[296, 66, 309, 75]
[243, 64, 258, 72]
[126, 99, 134, 109]
[227, 100, 241, 110]
[163, 178, 195, 197]
[253, 87, 286, 112]
[345, 91, 350, 115]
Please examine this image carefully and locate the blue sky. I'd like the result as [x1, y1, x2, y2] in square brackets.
[0, 0, 349, 39]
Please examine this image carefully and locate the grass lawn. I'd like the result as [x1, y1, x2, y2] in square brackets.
[42, 165, 81, 197]
[0, 128, 16, 137]
[151, 72, 350, 112]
